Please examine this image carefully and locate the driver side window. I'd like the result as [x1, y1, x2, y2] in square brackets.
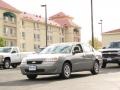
[73, 44, 83, 53]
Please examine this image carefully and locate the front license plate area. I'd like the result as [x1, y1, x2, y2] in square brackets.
[29, 65, 36, 71]
[107, 58, 112, 61]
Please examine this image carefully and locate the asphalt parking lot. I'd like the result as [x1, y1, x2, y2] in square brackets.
[0, 64, 120, 90]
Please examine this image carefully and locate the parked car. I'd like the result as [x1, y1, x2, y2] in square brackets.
[0, 47, 34, 69]
[20, 42, 102, 79]
[100, 41, 120, 68]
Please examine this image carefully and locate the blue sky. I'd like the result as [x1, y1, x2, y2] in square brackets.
[3, 0, 120, 42]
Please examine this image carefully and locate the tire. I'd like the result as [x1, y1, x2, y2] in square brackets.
[91, 61, 99, 75]
[118, 63, 120, 67]
[102, 62, 106, 68]
[27, 74, 37, 80]
[60, 63, 71, 79]
[11, 64, 17, 68]
[3, 59, 10, 69]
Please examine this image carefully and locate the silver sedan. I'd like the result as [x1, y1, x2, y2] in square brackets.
[20, 42, 102, 79]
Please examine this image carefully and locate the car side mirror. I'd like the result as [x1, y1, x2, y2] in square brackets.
[11, 51, 16, 53]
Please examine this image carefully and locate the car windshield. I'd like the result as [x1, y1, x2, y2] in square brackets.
[40, 44, 72, 54]
[0, 47, 12, 53]
[108, 42, 120, 48]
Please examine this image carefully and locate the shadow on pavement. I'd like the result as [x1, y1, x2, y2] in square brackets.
[100, 64, 120, 74]
[0, 73, 91, 86]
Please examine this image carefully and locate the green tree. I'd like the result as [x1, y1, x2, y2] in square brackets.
[0, 37, 5, 47]
[89, 37, 102, 49]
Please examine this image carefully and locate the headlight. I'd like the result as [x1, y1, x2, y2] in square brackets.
[45, 57, 58, 62]
[21, 58, 27, 63]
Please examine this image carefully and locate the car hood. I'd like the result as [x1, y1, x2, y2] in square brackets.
[0, 53, 10, 56]
[24, 53, 67, 61]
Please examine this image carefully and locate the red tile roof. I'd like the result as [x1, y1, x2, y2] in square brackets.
[21, 12, 43, 22]
[21, 12, 61, 27]
[49, 12, 78, 27]
[0, 0, 21, 13]
[104, 29, 120, 34]
[49, 12, 72, 19]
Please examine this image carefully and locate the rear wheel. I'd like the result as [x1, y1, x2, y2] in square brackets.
[27, 74, 37, 80]
[11, 64, 17, 68]
[60, 63, 71, 79]
[3, 59, 10, 69]
[91, 61, 99, 75]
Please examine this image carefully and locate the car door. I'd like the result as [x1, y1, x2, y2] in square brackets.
[71, 44, 86, 71]
[81, 44, 95, 70]
[10, 48, 21, 63]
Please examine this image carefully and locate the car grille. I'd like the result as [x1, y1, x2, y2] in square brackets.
[102, 54, 118, 58]
[102, 51, 118, 53]
[27, 61, 43, 64]
[102, 51, 119, 58]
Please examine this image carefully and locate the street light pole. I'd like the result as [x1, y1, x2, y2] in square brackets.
[91, 0, 94, 48]
[98, 20, 103, 46]
[98, 20, 103, 34]
[41, 4, 48, 47]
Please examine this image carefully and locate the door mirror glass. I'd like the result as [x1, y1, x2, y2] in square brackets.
[11, 51, 16, 53]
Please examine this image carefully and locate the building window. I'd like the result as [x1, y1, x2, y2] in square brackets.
[10, 28, 13, 35]
[34, 44, 40, 50]
[11, 17, 15, 23]
[22, 32, 25, 39]
[3, 12, 16, 23]
[34, 23, 39, 29]
[62, 29, 64, 34]
[22, 20, 24, 28]
[22, 43, 25, 49]
[4, 16, 9, 21]
[5, 41, 8, 46]
[10, 41, 14, 46]
[5, 40, 15, 46]
[37, 34, 40, 41]
[3, 26, 8, 35]
[34, 34, 40, 41]
[62, 38, 64, 42]
[3, 26, 16, 37]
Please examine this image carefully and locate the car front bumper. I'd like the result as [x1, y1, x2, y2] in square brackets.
[103, 57, 120, 63]
[20, 61, 63, 75]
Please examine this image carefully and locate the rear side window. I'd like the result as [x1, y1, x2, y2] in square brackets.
[12, 48, 19, 53]
[82, 44, 93, 52]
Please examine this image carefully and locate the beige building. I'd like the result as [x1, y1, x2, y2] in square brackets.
[0, 0, 81, 51]
[102, 29, 120, 47]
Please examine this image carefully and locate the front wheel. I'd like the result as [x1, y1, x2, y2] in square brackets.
[91, 61, 99, 75]
[27, 74, 37, 80]
[3, 60, 10, 69]
[60, 63, 71, 79]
